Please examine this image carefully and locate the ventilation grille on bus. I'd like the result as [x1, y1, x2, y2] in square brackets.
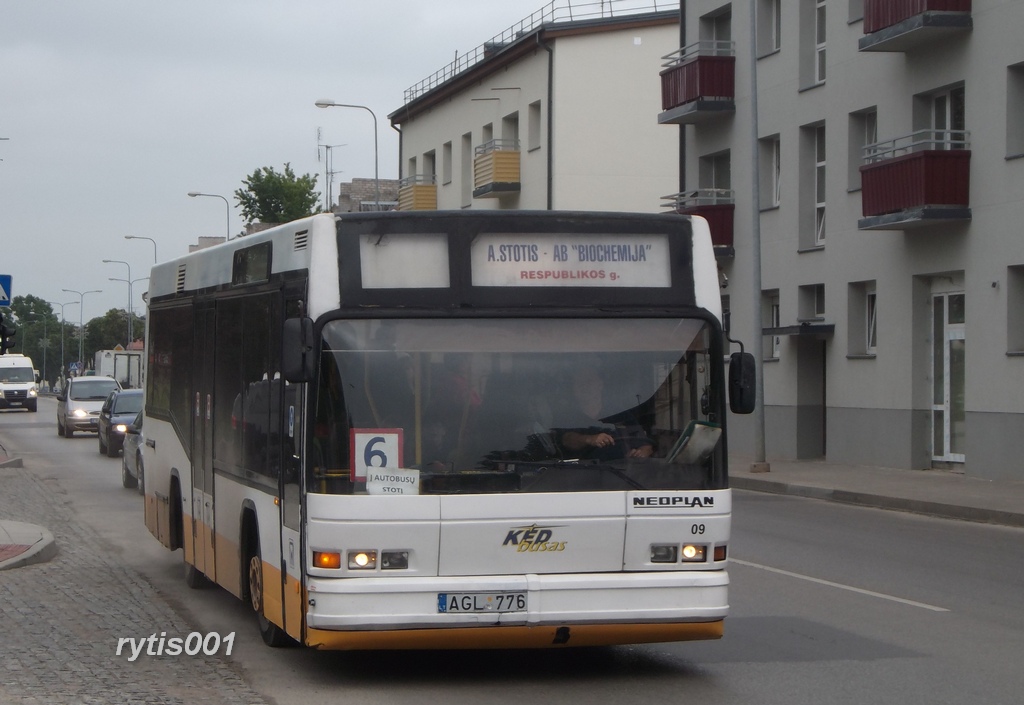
[176, 264, 187, 293]
[294, 230, 309, 251]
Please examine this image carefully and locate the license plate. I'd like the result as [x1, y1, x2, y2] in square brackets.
[437, 592, 527, 613]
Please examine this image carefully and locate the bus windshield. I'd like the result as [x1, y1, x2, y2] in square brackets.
[311, 317, 724, 496]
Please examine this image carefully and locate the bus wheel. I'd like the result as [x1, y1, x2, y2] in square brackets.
[247, 536, 291, 647]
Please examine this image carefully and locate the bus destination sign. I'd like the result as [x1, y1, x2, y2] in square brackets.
[471, 233, 671, 288]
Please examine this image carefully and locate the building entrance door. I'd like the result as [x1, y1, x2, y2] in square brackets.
[932, 292, 965, 464]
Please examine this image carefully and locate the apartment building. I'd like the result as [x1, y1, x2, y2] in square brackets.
[388, 3, 681, 213]
[663, 0, 1024, 479]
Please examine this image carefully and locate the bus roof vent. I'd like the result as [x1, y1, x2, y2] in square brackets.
[176, 264, 187, 293]
[294, 229, 309, 251]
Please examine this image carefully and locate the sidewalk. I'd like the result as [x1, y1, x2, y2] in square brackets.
[729, 455, 1024, 528]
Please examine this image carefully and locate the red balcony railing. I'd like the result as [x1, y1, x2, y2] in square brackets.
[660, 41, 735, 112]
[864, 0, 972, 35]
[860, 131, 970, 218]
[663, 190, 734, 251]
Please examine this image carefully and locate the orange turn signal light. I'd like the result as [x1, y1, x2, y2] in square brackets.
[313, 551, 342, 569]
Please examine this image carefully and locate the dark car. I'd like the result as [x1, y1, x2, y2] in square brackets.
[98, 389, 144, 457]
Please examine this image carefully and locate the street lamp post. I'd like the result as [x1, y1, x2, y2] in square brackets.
[47, 300, 77, 380]
[103, 259, 133, 345]
[188, 192, 232, 240]
[109, 277, 149, 346]
[125, 235, 158, 264]
[314, 100, 381, 210]
[61, 289, 101, 372]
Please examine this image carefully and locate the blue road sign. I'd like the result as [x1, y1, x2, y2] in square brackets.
[0, 275, 11, 307]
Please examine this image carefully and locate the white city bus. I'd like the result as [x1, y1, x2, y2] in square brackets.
[142, 210, 755, 649]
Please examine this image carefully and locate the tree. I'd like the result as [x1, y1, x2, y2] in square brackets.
[7, 295, 61, 383]
[234, 163, 321, 225]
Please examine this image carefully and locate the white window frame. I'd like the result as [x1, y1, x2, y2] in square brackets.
[815, 0, 827, 84]
[815, 125, 826, 246]
[866, 289, 877, 354]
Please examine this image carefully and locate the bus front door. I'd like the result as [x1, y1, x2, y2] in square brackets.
[190, 308, 217, 581]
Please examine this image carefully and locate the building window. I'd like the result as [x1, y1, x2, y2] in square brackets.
[424, 151, 436, 182]
[461, 132, 472, 208]
[502, 112, 520, 147]
[848, 108, 877, 191]
[442, 142, 453, 185]
[1009, 65, 1024, 158]
[759, 136, 781, 208]
[407, 156, 417, 179]
[1009, 266, 1024, 353]
[800, 0, 825, 88]
[700, 150, 732, 193]
[848, 0, 863, 22]
[848, 281, 877, 356]
[932, 85, 966, 148]
[528, 101, 542, 152]
[757, 0, 782, 56]
[815, 0, 826, 83]
[701, 6, 732, 42]
[800, 283, 825, 321]
[763, 290, 781, 360]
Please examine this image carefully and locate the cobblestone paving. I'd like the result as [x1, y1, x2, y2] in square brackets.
[0, 467, 271, 705]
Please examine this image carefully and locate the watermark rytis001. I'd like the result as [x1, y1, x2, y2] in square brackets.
[116, 632, 236, 661]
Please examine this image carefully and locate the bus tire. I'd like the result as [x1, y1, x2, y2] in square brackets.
[247, 531, 292, 647]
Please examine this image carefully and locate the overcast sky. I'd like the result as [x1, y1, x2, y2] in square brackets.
[0, 0, 552, 323]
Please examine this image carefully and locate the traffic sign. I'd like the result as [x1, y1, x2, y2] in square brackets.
[0, 274, 10, 307]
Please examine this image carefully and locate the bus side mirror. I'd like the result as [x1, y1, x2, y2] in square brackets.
[282, 317, 315, 383]
[729, 351, 756, 414]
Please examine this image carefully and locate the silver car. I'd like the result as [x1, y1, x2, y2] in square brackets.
[57, 376, 122, 437]
[121, 411, 145, 494]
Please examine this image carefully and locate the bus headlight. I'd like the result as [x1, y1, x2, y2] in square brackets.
[348, 550, 377, 570]
[680, 544, 707, 562]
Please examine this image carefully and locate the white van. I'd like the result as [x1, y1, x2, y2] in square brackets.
[0, 354, 40, 412]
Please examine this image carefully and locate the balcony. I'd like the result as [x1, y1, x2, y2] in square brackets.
[473, 140, 520, 198]
[859, 0, 972, 53]
[663, 189, 735, 256]
[859, 130, 971, 231]
[658, 41, 735, 126]
[398, 175, 437, 211]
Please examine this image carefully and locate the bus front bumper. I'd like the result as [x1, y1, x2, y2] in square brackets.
[304, 570, 728, 649]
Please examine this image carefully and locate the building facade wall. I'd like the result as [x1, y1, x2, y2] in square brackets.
[685, 0, 1024, 479]
[394, 16, 679, 214]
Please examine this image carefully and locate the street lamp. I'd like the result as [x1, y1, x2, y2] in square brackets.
[125, 235, 158, 264]
[188, 191, 232, 240]
[47, 300, 77, 379]
[314, 100, 381, 210]
[61, 288, 101, 371]
[108, 277, 149, 346]
[103, 259, 133, 345]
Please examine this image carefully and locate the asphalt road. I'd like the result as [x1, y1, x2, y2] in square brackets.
[3, 397, 1023, 704]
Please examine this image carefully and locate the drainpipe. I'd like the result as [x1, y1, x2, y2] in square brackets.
[679, 2, 687, 195]
[541, 36, 555, 210]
